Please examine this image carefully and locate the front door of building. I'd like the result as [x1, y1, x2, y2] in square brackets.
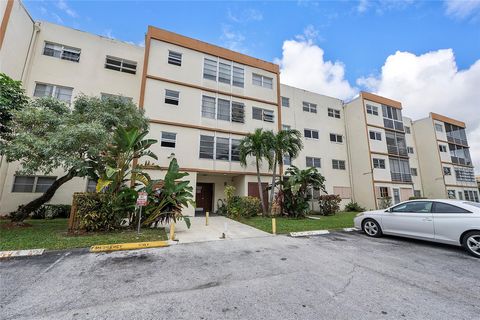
[195, 183, 213, 216]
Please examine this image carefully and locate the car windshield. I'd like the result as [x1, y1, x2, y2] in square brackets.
[463, 201, 480, 209]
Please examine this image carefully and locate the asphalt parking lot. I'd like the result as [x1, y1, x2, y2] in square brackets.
[1, 231, 479, 320]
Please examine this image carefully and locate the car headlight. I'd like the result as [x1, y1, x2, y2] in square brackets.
[356, 212, 364, 217]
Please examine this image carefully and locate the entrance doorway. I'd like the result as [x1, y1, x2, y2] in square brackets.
[195, 183, 213, 216]
[248, 182, 269, 212]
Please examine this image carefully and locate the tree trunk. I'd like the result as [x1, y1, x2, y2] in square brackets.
[268, 156, 277, 216]
[10, 170, 77, 223]
[256, 157, 267, 215]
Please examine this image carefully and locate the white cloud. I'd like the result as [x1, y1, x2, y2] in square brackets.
[220, 25, 247, 53]
[227, 8, 263, 23]
[445, 0, 480, 19]
[275, 28, 356, 100]
[56, 0, 78, 18]
[356, 0, 415, 14]
[357, 49, 480, 173]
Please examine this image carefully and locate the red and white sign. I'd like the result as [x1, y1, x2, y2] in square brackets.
[136, 192, 148, 206]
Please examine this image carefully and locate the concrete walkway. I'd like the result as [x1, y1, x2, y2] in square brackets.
[170, 216, 271, 244]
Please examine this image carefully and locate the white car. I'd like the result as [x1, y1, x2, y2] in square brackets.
[354, 199, 480, 258]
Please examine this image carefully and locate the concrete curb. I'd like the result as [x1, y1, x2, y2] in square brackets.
[290, 228, 359, 237]
[0, 249, 45, 259]
[90, 240, 170, 253]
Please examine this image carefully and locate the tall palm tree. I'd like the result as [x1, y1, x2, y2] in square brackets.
[239, 128, 274, 215]
[268, 129, 303, 215]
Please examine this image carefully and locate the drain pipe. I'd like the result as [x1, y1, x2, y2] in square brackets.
[343, 101, 356, 202]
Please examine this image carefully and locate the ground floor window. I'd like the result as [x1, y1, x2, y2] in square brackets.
[447, 190, 456, 199]
[465, 190, 479, 202]
[379, 187, 389, 198]
[12, 175, 56, 193]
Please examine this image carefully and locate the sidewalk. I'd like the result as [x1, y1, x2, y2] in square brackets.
[170, 216, 271, 244]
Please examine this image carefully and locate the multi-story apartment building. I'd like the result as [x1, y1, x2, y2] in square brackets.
[414, 113, 479, 202]
[0, 0, 477, 215]
[344, 92, 421, 209]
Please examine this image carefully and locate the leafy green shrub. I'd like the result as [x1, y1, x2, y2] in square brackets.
[318, 194, 341, 216]
[31, 204, 72, 219]
[378, 196, 392, 209]
[75, 193, 118, 231]
[344, 201, 365, 212]
[224, 185, 261, 218]
[215, 199, 228, 216]
[240, 196, 262, 218]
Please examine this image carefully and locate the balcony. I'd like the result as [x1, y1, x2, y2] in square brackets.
[390, 172, 412, 183]
[447, 135, 468, 146]
[387, 145, 408, 157]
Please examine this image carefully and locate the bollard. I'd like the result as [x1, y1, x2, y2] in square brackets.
[169, 221, 176, 241]
[272, 218, 276, 235]
[206, 211, 209, 226]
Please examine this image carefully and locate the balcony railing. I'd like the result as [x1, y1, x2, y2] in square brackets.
[390, 172, 412, 183]
[447, 135, 468, 146]
[387, 145, 408, 157]
[451, 156, 472, 166]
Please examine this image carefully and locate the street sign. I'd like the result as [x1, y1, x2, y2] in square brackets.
[136, 192, 148, 207]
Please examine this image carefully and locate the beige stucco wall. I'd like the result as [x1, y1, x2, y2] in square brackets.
[403, 117, 423, 194]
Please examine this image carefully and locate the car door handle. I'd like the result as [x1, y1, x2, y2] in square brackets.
[422, 218, 432, 222]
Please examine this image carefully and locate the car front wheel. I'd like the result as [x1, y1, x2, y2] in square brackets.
[362, 219, 382, 238]
[462, 231, 480, 258]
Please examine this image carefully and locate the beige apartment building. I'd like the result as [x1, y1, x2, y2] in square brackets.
[0, 0, 478, 215]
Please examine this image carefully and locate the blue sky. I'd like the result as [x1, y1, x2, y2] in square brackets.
[24, 0, 479, 84]
[23, 0, 480, 171]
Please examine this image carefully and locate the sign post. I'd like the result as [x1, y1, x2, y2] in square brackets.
[136, 192, 148, 234]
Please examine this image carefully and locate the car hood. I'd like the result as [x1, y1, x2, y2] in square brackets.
[362, 209, 386, 215]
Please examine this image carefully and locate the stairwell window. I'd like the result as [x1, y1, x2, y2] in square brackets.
[105, 56, 137, 74]
[168, 51, 182, 66]
[165, 89, 180, 105]
[43, 42, 81, 62]
[252, 73, 273, 89]
[306, 157, 321, 168]
[161, 131, 177, 148]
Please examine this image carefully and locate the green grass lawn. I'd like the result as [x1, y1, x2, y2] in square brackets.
[0, 219, 168, 251]
[238, 211, 357, 234]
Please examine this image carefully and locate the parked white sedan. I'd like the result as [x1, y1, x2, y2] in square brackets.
[354, 199, 480, 258]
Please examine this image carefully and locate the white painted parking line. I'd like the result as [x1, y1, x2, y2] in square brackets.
[290, 230, 330, 237]
[343, 228, 358, 232]
[0, 249, 45, 259]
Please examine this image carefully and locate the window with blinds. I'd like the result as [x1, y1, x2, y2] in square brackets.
[105, 56, 137, 74]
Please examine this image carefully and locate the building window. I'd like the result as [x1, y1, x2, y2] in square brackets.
[410, 168, 418, 176]
[219, 62, 232, 84]
[281, 97, 290, 107]
[439, 145, 447, 152]
[389, 157, 412, 183]
[216, 137, 230, 160]
[458, 191, 463, 200]
[282, 124, 291, 130]
[332, 159, 346, 170]
[328, 108, 341, 119]
[283, 155, 291, 165]
[86, 179, 97, 192]
[435, 123, 443, 132]
[465, 190, 479, 202]
[379, 187, 389, 198]
[414, 190, 421, 197]
[252, 73, 273, 89]
[447, 190, 456, 199]
[203, 58, 217, 81]
[217, 99, 231, 121]
[306, 157, 321, 168]
[201, 95, 216, 119]
[304, 129, 319, 140]
[231, 139, 241, 162]
[164, 89, 179, 105]
[303, 102, 317, 113]
[161, 131, 176, 148]
[455, 167, 475, 182]
[445, 122, 468, 146]
[199, 135, 215, 159]
[252, 107, 274, 122]
[373, 158, 386, 169]
[231, 102, 245, 123]
[404, 126, 411, 134]
[407, 147, 414, 154]
[232, 66, 244, 88]
[449, 143, 472, 165]
[366, 104, 378, 116]
[386, 131, 408, 157]
[168, 50, 182, 66]
[12, 175, 56, 193]
[330, 133, 343, 143]
[101, 93, 132, 102]
[369, 131, 382, 141]
[443, 167, 451, 175]
[43, 42, 81, 62]
[382, 105, 404, 131]
[33, 83, 73, 104]
[105, 56, 137, 74]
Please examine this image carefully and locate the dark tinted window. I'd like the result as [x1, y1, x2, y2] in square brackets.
[391, 201, 432, 213]
[433, 202, 471, 213]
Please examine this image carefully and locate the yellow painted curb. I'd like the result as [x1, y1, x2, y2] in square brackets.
[90, 240, 169, 253]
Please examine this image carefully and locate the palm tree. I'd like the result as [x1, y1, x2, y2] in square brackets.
[268, 129, 303, 215]
[239, 128, 274, 215]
